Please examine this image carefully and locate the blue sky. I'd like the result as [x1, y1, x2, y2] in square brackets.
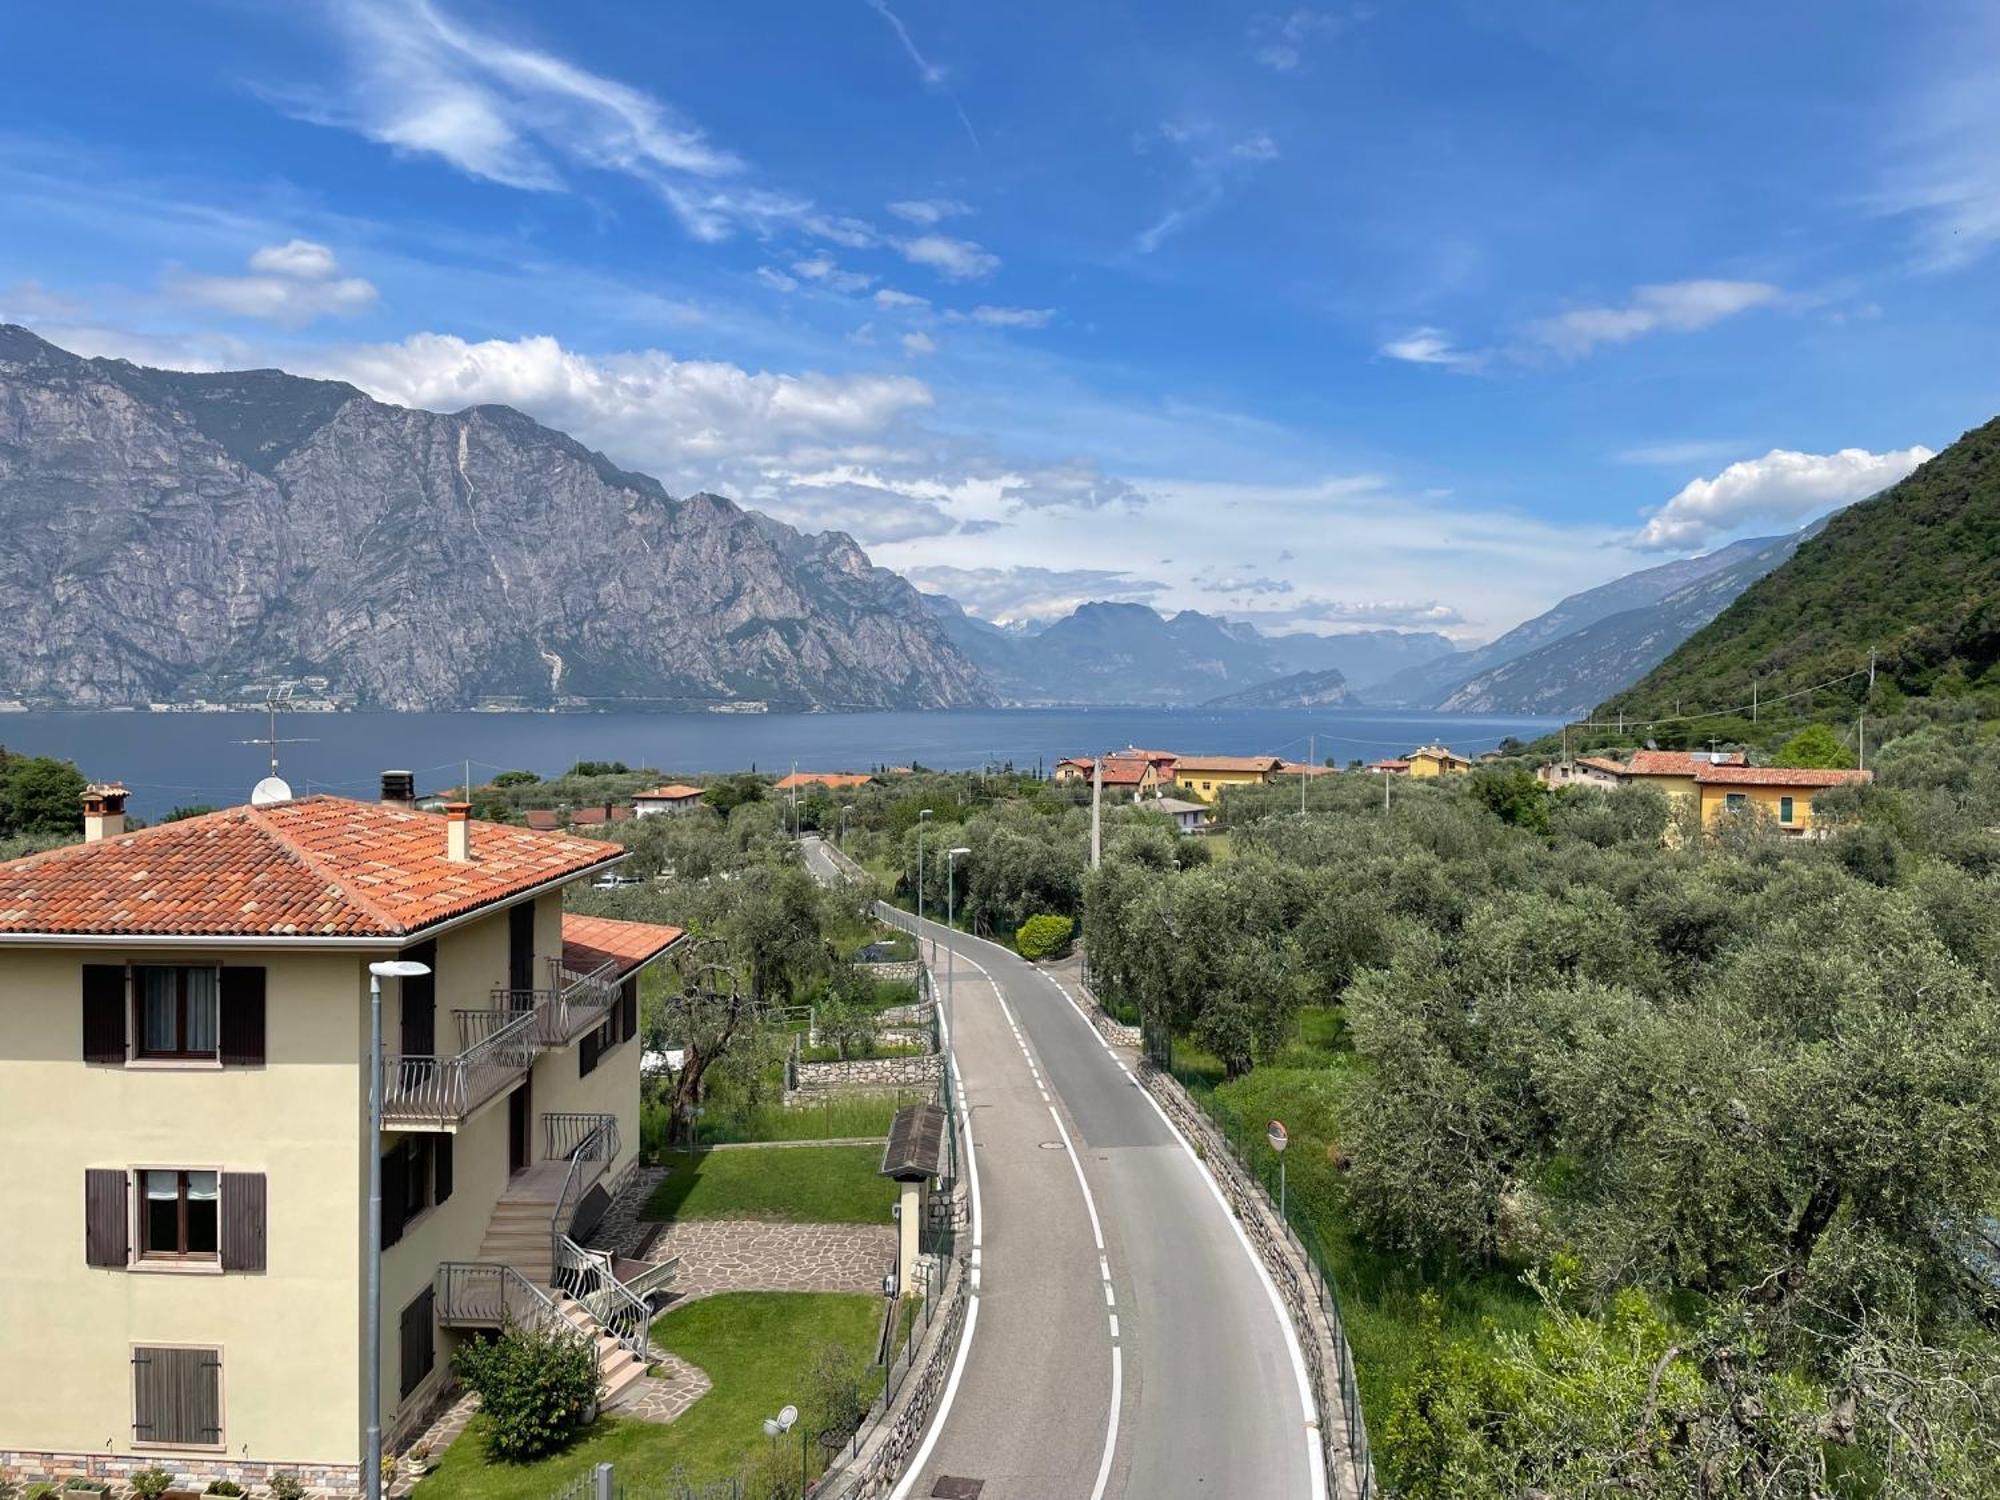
[3, 0, 1997, 642]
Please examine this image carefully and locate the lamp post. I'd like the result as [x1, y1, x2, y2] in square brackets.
[365, 959, 432, 1500]
[946, 847, 970, 1032]
[916, 809, 932, 965]
[840, 803, 854, 847]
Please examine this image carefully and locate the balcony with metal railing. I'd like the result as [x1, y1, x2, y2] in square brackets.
[490, 956, 621, 1050]
[381, 1004, 539, 1128]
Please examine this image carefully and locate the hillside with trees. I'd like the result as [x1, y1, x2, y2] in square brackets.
[1597, 415, 2000, 740]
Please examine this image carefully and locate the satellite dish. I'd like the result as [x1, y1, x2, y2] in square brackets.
[778, 1406, 799, 1432]
[250, 776, 294, 807]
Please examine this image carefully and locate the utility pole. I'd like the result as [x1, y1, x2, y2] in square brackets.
[1301, 733, 1311, 816]
[917, 809, 931, 958]
[1859, 710, 1866, 773]
[1752, 679, 1758, 724]
[1089, 756, 1102, 869]
[1868, 648, 1877, 691]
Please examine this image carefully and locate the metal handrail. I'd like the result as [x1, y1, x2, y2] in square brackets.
[496, 966, 618, 1047]
[551, 954, 620, 1005]
[384, 1006, 538, 1123]
[554, 1232, 653, 1360]
[434, 1261, 595, 1359]
[544, 1110, 618, 1162]
[550, 1116, 620, 1266]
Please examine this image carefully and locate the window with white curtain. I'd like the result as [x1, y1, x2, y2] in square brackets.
[141, 1169, 219, 1258]
[136, 965, 220, 1058]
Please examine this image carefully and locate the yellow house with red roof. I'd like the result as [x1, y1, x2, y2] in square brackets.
[0, 780, 684, 1494]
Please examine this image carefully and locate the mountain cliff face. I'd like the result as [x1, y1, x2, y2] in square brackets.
[0, 326, 986, 711]
[1202, 667, 1350, 710]
[1366, 531, 1801, 711]
[1437, 530, 1811, 715]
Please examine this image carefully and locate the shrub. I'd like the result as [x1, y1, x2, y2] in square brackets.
[205, 1483, 243, 1497]
[1014, 913, 1075, 961]
[266, 1478, 305, 1500]
[453, 1324, 600, 1462]
[129, 1471, 174, 1500]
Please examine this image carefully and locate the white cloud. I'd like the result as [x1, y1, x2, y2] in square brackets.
[896, 233, 1000, 280]
[1230, 132, 1280, 163]
[864, 1, 980, 149]
[792, 256, 873, 293]
[904, 564, 1168, 621]
[1614, 439, 1749, 466]
[1530, 279, 1780, 358]
[954, 305, 1055, 328]
[887, 198, 972, 226]
[873, 288, 931, 311]
[755, 266, 800, 292]
[283, 0, 868, 246]
[1873, 26, 2000, 271]
[901, 331, 937, 357]
[313, 332, 934, 470]
[1634, 445, 1934, 550]
[1134, 122, 1281, 253]
[1248, 8, 1361, 71]
[1379, 327, 1484, 373]
[166, 239, 377, 324]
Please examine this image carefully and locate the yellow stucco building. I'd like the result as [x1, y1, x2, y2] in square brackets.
[1563, 749, 1872, 835]
[0, 785, 682, 1495]
[1173, 755, 1285, 802]
[1404, 745, 1472, 778]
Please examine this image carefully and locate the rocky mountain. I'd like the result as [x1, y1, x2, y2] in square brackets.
[923, 594, 1450, 706]
[0, 326, 986, 711]
[1438, 529, 1812, 715]
[1365, 531, 1802, 711]
[1601, 418, 1997, 723]
[1201, 667, 1351, 710]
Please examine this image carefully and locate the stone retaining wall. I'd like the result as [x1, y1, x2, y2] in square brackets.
[812, 1252, 971, 1499]
[0, 1452, 362, 1497]
[856, 960, 920, 983]
[788, 1053, 941, 1101]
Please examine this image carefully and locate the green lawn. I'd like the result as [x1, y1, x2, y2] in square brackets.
[687, 1092, 925, 1147]
[643, 1144, 897, 1224]
[413, 1293, 881, 1499]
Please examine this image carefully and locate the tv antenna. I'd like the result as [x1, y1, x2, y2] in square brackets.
[236, 683, 317, 804]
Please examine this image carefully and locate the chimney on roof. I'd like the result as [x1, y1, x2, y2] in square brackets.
[445, 801, 472, 863]
[380, 770, 416, 808]
[81, 783, 128, 843]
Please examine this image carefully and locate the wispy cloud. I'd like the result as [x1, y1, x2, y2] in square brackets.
[904, 564, 1168, 621]
[886, 198, 972, 227]
[1248, 8, 1366, 71]
[873, 287, 931, 311]
[1528, 279, 1780, 358]
[280, 0, 851, 245]
[896, 232, 1000, 280]
[792, 255, 874, 293]
[1632, 445, 1934, 550]
[954, 305, 1056, 328]
[901, 330, 937, 357]
[166, 239, 377, 324]
[1135, 122, 1280, 253]
[864, 0, 981, 150]
[1378, 327, 1485, 373]
[1613, 439, 1749, 466]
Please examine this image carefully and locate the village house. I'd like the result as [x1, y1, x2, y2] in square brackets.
[1173, 755, 1285, 802]
[0, 780, 683, 1495]
[1405, 745, 1473, 777]
[1365, 758, 1411, 775]
[772, 771, 875, 793]
[1145, 796, 1213, 834]
[1536, 748, 1869, 834]
[631, 783, 706, 816]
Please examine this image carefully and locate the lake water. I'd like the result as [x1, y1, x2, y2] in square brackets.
[0, 708, 1560, 818]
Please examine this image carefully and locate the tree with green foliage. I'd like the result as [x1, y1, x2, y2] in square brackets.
[490, 768, 541, 787]
[568, 759, 629, 777]
[451, 1323, 598, 1462]
[702, 774, 767, 814]
[0, 753, 86, 837]
[1772, 722, 1855, 769]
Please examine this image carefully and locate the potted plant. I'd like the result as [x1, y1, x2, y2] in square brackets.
[404, 1445, 431, 1479]
[266, 1478, 304, 1500]
[128, 1472, 173, 1500]
[204, 1484, 243, 1498]
[63, 1482, 110, 1498]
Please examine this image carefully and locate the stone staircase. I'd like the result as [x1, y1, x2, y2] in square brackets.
[554, 1291, 650, 1408]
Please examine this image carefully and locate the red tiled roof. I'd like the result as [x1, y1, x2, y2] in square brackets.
[1695, 765, 1873, 788]
[1368, 759, 1411, 771]
[774, 772, 874, 791]
[0, 795, 623, 939]
[561, 913, 685, 980]
[1174, 755, 1284, 774]
[568, 805, 634, 827]
[523, 810, 563, 832]
[1096, 761, 1152, 785]
[634, 784, 704, 801]
[1575, 756, 1628, 775]
[1626, 749, 1745, 776]
[1278, 761, 1337, 776]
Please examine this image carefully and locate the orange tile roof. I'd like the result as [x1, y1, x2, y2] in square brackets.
[561, 913, 685, 979]
[1368, 758, 1411, 771]
[635, 784, 705, 800]
[1278, 761, 1338, 776]
[1694, 765, 1873, 788]
[522, 810, 563, 832]
[774, 772, 874, 791]
[1626, 749, 1745, 776]
[0, 795, 623, 939]
[1174, 755, 1285, 774]
[1575, 756, 1629, 775]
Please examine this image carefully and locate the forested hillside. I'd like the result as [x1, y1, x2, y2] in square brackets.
[1600, 415, 2000, 734]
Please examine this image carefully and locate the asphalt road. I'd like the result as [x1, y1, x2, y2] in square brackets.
[802, 837, 1322, 1500]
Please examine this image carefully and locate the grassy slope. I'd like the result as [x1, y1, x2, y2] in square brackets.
[1600, 413, 2000, 724]
[643, 1145, 897, 1224]
[414, 1293, 881, 1498]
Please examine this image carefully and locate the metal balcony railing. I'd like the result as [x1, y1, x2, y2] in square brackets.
[382, 1005, 538, 1126]
[490, 957, 620, 1049]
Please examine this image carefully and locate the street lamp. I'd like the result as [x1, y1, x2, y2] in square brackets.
[946, 847, 969, 1032]
[916, 809, 933, 964]
[364, 959, 431, 1500]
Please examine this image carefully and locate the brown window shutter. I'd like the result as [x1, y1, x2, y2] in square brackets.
[381, 1144, 407, 1249]
[399, 1286, 435, 1399]
[86, 1168, 130, 1267]
[83, 964, 127, 1064]
[132, 1347, 221, 1446]
[219, 966, 266, 1066]
[618, 978, 638, 1046]
[220, 1172, 267, 1272]
[578, 1024, 600, 1078]
[433, 1134, 453, 1207]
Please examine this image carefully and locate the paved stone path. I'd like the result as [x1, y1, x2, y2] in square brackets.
[618, 1353, 713, 1424]
[649, 1219, 896, 1304]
